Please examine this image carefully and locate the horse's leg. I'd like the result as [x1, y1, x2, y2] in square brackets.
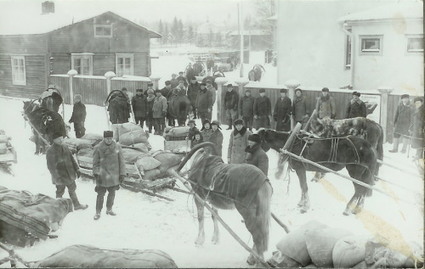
[311, 171, 325, 182]
[194, 198, 205, 246]
[295, 168, 310, 213]
[211, 207, 219, 244]
[343, 193, 359, 216]
[352, 195, 365, 215]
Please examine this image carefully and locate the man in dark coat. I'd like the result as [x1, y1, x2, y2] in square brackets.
[389, 94, 413, 153]
[245, 133, 269, 176]
[346, 91, 367, 118]
[152, 90, 168, 135]
[93, 131, 126, 220]
[170, 74, 179, 89]
[46, 134, 88, 211]
[68, 94, 86, 138]
[410, 97, 424, 159]
[161, 81, 174, 126]
[292, 88, 309, 128]
[131, 89, 147, 128]
[224, 84, 239, 130]
[253, 88, 271, 129]
[196, 82, 213, 123]
[209, 120, 224, 157]
[108, 92, 130, 124]
[146, 89, 155, 133]
[239, 89, 255, 131]
[176, 72, 188, 87]
[187, 120, 199, 141]
[186, 63, 196, 81]
[187, 78, 200, 119]
[273, 89, 292, 131]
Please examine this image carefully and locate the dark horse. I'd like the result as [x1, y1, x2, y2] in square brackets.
[257, 129, 378, 215]
[168, 93, 191, 126]
[248, 64, 265, 82]
[174, 142, 272, 265]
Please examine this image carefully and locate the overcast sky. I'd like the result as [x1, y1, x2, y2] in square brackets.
[0, 0, 258, 25]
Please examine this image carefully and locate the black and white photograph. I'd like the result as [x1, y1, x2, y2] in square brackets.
[0, 0, 423, 267]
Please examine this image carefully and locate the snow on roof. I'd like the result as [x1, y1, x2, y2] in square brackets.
[339, 1, 423, 23]
[0, 9, 160, 37]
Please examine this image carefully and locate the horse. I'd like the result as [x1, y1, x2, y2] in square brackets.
[175, 142, 272, 265]
[191, 61, 206, 77]
[168, 94, 191, 126]
[256, 129, 378, 215]
[248, 64, 266, 82]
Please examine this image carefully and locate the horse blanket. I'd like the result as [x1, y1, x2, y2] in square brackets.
[189, 155, 270, 207]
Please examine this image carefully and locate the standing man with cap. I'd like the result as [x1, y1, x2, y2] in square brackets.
[146, 89, 155, 133]
[196, 82, 213, 123]
[316, 87, 336, 119]
[68, 94, 86, 138]
[176, 72, 188, 87]
[273, 89, 292, 131]
[390, 94, 413, 153]
[253, 88, 272, 129]
[292, 88, 309, 127]
[93, 130, 126, 220]
[46, 133, 88, 211]
[209, 120, 224, 157]
[410, 97, 424, 160]
[187, 77, 200, 119]
[132, 89, 148, 129]
[161, 80, 173, 100]
[239, 89, 255, 131]
[144, 83, 154, 96]
[205, 80, 217, 106]
[224, 83, 239, 130]
[152, 90, 168, 135]
[346, 91, 367, 118]
[245, 133, 269, 176]
[228, 119, 252, 164]
[187, 119, 199, 141]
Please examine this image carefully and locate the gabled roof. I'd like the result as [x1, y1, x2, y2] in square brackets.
[339, 1, 423, 23]
[0, 10, 161, 38]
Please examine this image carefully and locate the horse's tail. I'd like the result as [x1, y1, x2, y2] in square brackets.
[255, 181, 272, 253]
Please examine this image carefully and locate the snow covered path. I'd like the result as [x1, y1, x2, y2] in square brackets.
[0, 96, 422, 267]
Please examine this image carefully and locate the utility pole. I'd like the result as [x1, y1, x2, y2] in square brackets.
[238, 1, 244, 78]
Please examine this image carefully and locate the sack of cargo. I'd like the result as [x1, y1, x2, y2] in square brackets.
[118, 122, 147, 137]
[0, 143, 7, 154]
[332, 235, 369, 268]
[305, 227, 352, 267]
[276, 220, 327, 266]
[111, 124, 120, 141]
[131, 143, 150, 153]
[122, 148, 145, 163]
[164, 126, 190, 138]
[143, 168, 162, 181]
[364, 237, 411, 268]
[35, 244, 178, 268]
[119, 130, 149, 146]
[267, 251, 301, 268]
[63, 138, 93, 153]
[153, 151, 184, 173]
[0, 135, 10, 143]
[136, 156, 161, 171]
[81, 133, 103, 145]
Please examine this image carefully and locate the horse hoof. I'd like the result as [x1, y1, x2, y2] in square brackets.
[246, 254, 256, 265]
[342, 210, 351, 216]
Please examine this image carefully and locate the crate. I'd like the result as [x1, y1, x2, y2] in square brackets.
[164, 140, 191, 152]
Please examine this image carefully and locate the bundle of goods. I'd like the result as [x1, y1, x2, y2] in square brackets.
[62, 133, 103, 154]
[163, 126, 191, 152]
[268, 220, 422, 268]
[0, 186, 72, 247]
[34, 245, 178, 268]
[114, 122, 151, 150]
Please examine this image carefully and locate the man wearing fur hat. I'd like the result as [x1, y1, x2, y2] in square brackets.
[389, 94, 413, 153]
[46, 133, 88, 211]
[253, 88, 272, 129]
[146, 89, 156, 133]
[93, 131, 126, 220]
[224, 84, 239, 130]
[239, 89, 255, 131]
[316, 87, 336, 119]
[273, 88, 292, 131]
[228, 119, 252, 164]
[346, 91, 367, 118]
[410, 97, 424, 160]
[68, 94, 86, 138]
[196, 82, 213, 123]
[245, 133, 269, 176]
[209, 120, 224, 157]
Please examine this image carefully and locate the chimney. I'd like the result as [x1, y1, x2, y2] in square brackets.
[41, 1, 55, 15]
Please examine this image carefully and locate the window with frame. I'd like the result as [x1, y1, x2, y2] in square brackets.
[407, 35, 423, 52]
[94, 24, 112, 37]
[116, 54, 134, 76]
[11, 56, 26, 85]
[345, 29, 352, 69]
[71, 53, 93, 75]
[360, 36, 382, 53]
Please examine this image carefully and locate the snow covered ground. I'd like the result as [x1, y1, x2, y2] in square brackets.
[0, 51, 423, 267]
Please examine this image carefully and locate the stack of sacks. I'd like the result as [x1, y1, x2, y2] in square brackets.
[268, 221, 422, 268]
[117, 122, 151, 151]
[63, 133, 103, 154]
[135, 150, 185, 181]
[0, 133, 11, 154]
[163, 126, 190, 141]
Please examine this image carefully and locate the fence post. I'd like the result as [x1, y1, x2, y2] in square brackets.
[104, 71, 116, 97]
[234, 78, 250, 102]
[285, 79, 301, 130]
[378, 87, 393, 142]
[67, 69, 78, 105]
[149, 76, 161, 90]
[215, 77, 228, 123]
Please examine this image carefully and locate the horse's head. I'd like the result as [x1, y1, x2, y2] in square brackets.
[176, 142, 217, 173]
[23, 100, 39, 115]
[256, 128, 288, 152]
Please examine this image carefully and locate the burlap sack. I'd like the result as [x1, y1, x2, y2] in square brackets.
[153, 151, 184, 173]
[118, 122, 146, 137]
[119, 130, 149, 146]
[164, 126, 190, 138]
[136, 156, 161, 171]
[143, 168, 162, 181]
[332, 235, 369, 268]
[132, 143, 149, 153]
[122, 148, 145, 163]
[35, 245, 178, 268]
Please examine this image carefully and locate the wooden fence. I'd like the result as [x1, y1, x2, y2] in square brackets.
[49, 75, 151, 106]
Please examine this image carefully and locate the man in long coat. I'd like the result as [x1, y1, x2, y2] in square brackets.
[273, 89, 292, 131]
[132, 89, 147, 129]
[228, 119, 252, 164]
[196, 82, 213, 123]
[187, 78, 200, 119]
[316, 87, 336, 119]
[46, 133, 88, 211]
[209, 120, 224, 157]
[253, 88, 271, 129]
[245, 133, 269, 176]
[93, 131, 126, 220]
[346, 91, 367, 118]
[152, 90, 168, 135]
[389, 94, 413, 153]
[410, 97, 424, 159]
[239, 89, 255, 131]
[224, 84, 239, 130]
[68, 94, 86, 138]
[108, 92, 130, 124]
[292, 88, 309, 127]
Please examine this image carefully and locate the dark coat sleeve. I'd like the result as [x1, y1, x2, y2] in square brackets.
[360, 102, 367, 117]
